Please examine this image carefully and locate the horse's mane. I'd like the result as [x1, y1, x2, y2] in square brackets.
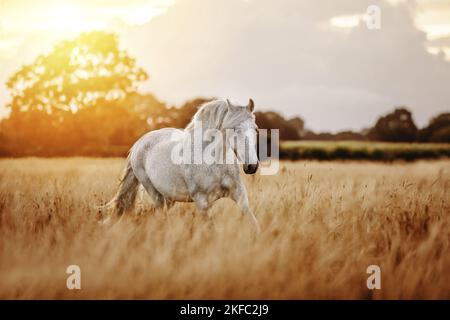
[185, 99, 253, 131]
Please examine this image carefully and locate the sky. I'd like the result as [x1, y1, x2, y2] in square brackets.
[0, 0, 449, 132]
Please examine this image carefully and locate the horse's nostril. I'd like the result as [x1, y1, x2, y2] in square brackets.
[244, 163, 258, 174]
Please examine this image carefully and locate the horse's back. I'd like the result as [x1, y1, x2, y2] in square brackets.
[129, 128, 180, 179]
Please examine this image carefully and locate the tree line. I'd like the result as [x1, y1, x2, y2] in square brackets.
[0, 31, 448, 157]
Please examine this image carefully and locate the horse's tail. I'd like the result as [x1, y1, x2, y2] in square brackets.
[101, 153, 140, 216]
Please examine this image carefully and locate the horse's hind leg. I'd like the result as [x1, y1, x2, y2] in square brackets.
[140, 176, 165, 210]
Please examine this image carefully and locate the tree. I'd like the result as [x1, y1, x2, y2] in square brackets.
[418, 113, 450, 142]
[368, 108, 418, 142]
[7, 31, 148, 115]
[255, 111, 302, 140]
[2, 31, 149, 156]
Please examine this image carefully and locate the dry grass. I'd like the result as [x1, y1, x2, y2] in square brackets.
[0, 158, 449, 299]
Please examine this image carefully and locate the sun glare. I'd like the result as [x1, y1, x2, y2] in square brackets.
[0, 0, 174, 35]
[34, 3, 105, 32]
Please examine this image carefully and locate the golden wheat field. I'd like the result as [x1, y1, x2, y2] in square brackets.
[0, 158, 449, 299]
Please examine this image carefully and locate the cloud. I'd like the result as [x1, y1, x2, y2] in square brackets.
[428, 35, 450, 46]
[115, 0, 449, 131]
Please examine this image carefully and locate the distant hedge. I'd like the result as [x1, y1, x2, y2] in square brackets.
[2, 140, 449, 161]
[279, 141, 450, 161]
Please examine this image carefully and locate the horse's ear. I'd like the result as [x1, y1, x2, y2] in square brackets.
[248, 99, 255, 112]
[226, 99, 232, 107]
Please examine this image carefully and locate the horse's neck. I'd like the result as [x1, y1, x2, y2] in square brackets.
[183, 123, 232, 153]
[184, 121, 221, 138]
[184, 120, 218, 132]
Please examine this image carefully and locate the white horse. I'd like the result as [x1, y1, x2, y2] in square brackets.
[102, 99, 261, 232]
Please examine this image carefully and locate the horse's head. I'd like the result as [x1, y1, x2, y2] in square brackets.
[226, 99, 259, 175]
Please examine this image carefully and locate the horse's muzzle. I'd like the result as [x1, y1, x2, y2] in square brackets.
[243, 163, 258, 174]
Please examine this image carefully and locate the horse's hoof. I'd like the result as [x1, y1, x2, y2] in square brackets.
[254, 223, 261, 234]
[99, 216, 113, 227]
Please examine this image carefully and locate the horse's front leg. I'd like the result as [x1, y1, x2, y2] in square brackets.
[231, 182, 261, 233]
[192, 192, 213, 218]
